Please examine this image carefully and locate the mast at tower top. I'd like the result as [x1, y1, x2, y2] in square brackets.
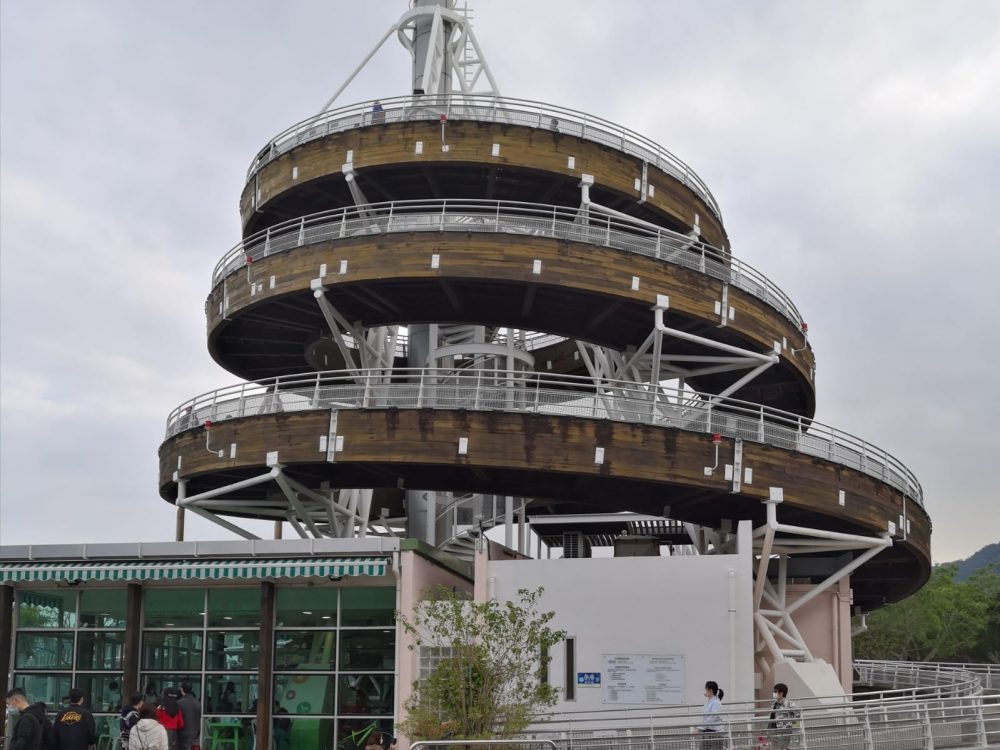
[318, 0, 501, 114]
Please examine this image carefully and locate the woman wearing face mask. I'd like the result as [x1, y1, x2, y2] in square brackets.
[768, 683, 797, 749]
[696, 680, 725, 749]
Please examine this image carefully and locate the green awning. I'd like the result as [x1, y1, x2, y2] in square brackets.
[0, 557, 388, 584]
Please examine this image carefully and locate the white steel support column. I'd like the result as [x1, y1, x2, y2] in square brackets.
[752, 495, 892, 677]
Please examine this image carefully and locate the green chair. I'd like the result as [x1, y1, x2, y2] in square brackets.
[207, 721, 243, 750]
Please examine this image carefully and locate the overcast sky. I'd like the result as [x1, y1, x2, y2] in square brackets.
[1, 1, 998, 564]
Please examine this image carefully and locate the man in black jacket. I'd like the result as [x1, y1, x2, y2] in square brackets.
[4, 688, 48, 750]
[177, 682, 202, 750]
[52, 687, 97, 750]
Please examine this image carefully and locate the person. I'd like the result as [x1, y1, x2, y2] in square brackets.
[5, 687, 50, 750]
[696, 680, 725, 749]
[768, 682, 798, 750]
[218, 682, 237, 714]
[120, 693, 143, 749]
[52, 686, 98, 750]
[155, 687, 184, 750]
[371, 100, 385, 124]
[272, 701, 291, 750]
[176, 682, 201, 750]
[129, 704, 169, 750]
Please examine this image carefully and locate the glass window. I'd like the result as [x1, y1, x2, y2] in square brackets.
[17, 590, 77, 628]
[339, 630, 395, 671]
[275, 717, 338, 750]
[336, 718, 394, 750]
[74, 674, 124, 713]
[142, 632, 204, 671]
[274, 631, 336, 671]
[275, 587, 337, 627]
[140, 675, 202, 705]
[337, 674, 394, 716]
[340, 588, 394, 626]
[201, 716, 257, 749]
[144, 588, 205, 628]
[206, 631, 259, 671]
[207, 588, 260, 627]
[77, 631, 125, 671]
[14, 632, 74, 669]
[205, 674, 257, 715]
[80, 589, 127, 628]
[274, 674, 335, 716]
[10, 673, 72, 710]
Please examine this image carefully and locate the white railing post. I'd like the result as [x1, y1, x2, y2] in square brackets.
[297, 217, 305, 246]
[236, 383, 247, 419]
[974, 694, 988, 747]
[863, 707, 875, 750]
[363, 370, 373, 408]
[264, 227, 271, 256]
[922, 702, 935, 750]
[474, 368, 483, 409]
[417, 370, 425, 409]
[312, 372, 321, 408]
[759, 405, 765, 442]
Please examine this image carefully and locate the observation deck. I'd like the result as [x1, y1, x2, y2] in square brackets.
[161, 1, 930, 635]
[158, 367, 929, 610]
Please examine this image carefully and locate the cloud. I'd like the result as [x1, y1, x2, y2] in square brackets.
[2, 0, 998, 562]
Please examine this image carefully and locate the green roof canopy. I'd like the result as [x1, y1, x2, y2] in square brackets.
[0, 557, 388, 584]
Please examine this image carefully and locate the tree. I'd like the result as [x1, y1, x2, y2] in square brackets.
[398, 586, 566, 741]
[853, 564, 999, 662]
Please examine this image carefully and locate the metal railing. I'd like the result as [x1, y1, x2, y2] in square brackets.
[412, 742, 557, 749]
[245, 94, 721, 220]
[857, 660, 1000, 693]
[164, 367, 923, 506]
[515, 661, 1000, 749]
[213, 200, 803, 329]
[521, 692, 999, 750]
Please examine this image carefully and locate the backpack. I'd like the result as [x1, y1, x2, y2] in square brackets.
[119, 709, 139, 747]
[34, 707, 54, 750]
[160, 688, 182, 717]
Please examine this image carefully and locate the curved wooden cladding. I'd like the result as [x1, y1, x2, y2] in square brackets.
[158, 409, 930, 607]
[207, 234, 815, 408]
[238, 121, 728, 249]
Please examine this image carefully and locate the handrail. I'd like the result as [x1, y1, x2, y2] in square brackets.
[212, 199, 804, 329]
[244, 94, 721, 221]
[527, 661, 985, 727]
[412, 742, 557, 749]
[517, 661, 994, 748]
[521, 693, 999, 750]
[163, 367, 923, 506]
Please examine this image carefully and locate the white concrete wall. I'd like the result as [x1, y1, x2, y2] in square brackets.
[482, 522, 755, 714]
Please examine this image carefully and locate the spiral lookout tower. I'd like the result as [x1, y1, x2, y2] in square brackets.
[160, 0, 929, 695]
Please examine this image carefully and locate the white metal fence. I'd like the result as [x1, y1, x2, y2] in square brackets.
[213, 200, 803, 329]
[517, 661, 1000, 750]
[245, 94, 721, 220]
[164, 368, 923, 507]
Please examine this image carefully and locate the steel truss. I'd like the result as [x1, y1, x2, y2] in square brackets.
[175, 463, 396, 541]
[750, 496, 891, 686]
[318, 0, 500, 114]
[575, 297, 779, 413]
